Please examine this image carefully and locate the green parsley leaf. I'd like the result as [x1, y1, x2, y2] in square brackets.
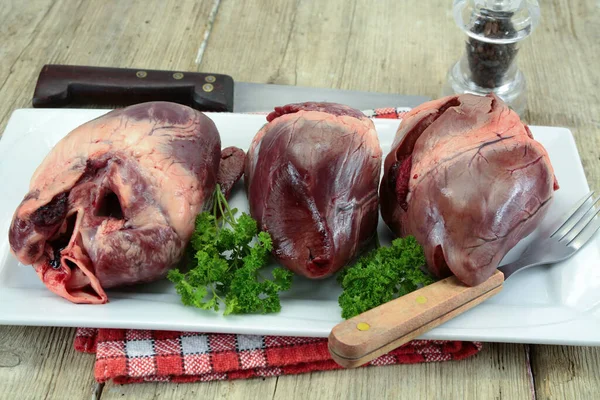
[337, 236, 434, 319]
[168, 184, 293, 315]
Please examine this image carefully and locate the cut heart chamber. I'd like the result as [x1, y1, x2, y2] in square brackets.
[8, 102, 244, 304]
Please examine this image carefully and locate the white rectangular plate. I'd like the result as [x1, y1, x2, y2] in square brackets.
[1, 108, 599, 345]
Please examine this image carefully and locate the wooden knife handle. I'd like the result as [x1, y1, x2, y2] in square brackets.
[328, 270, 504, 368]
[32, 65, 234, 112]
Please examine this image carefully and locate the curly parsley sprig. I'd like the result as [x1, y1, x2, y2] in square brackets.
[337, 236, 434, 319]
[168, 185, 293, 315]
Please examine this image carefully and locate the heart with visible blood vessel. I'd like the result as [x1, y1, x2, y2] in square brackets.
[8, 102, 245, 304]
[244, 102, 382, 279]
[380, 93, 559, 287]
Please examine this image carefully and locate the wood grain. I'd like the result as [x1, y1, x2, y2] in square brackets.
[101, 378, 277, 400]
[273, 344, 533, 400]
[0, 0, 598, 399]
[520, 0, 600, 192]
[0, 0, 217, 135]
[531, 345, 600, 400]
[201, 0, 463, 96]
[0, 0, 54, 91]
[0, 326, 96, 400]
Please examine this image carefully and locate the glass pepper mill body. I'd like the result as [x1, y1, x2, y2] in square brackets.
[442, 0, 540, 116]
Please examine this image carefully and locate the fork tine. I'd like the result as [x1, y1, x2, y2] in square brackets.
[551, 191, 595, 238]
[561, 195, 600, 242]
[567, 207, 600, 249]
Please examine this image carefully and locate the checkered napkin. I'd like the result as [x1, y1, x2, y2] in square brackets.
[73, 106, 482, 384]
[74, 328, 482, 384]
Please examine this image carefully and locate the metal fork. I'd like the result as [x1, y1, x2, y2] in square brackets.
[329, 191, 600, 368]
[499, 191, 600, 279]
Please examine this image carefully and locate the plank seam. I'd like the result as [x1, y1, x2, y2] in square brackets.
[271, 376, 279, 400]
[93, 382, 105, 400]
[336, 0, 358, 89]
[195, 0, 222, 65]
[525, 344, 537, 400]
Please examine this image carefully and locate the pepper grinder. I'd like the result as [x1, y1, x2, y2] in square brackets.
[442, 0, 540, 115]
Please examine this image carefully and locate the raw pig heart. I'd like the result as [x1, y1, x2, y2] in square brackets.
[380, 93, 559, 286]
[245, 102, 382, 279]
[8, 102, 244, 304]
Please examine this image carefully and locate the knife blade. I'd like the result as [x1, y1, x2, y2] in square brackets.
[233, 82, 429, 112]
[32, 65, 429, 113]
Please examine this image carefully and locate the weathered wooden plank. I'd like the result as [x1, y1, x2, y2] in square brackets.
[200, 0, 463, 97]
[101, 377, 277, 400]
[531, 346, 600, 400]
[521, 0, 600, 191]
[0, 326, 96, 400]
[0, 0, 54, 92]
[0, 0, 217, 134]
[272, 344, 533, 400]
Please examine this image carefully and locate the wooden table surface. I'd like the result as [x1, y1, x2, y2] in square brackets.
[1, 0, 599, 399]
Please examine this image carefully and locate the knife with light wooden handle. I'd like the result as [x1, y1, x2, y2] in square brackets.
[328, 269, 504, 368]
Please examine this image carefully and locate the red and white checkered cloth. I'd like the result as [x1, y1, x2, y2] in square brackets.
[73, 106, 483, 384]
[74, 328, 482, 384]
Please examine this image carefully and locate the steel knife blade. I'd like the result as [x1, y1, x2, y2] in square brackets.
[233, 81, 429, 112]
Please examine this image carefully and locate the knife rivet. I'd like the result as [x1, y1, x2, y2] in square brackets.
[136, 71, 147, 78]
[202, 83, 214, 92]
[205, 75, 216, 83]
[173, 72, 184, 80]
[357, 322, 370, 331]
[416, 295, 428, 304]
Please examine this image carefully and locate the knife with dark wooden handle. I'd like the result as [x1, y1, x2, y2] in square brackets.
[32, 64, 234, 112]
[328, 270, 504, 368]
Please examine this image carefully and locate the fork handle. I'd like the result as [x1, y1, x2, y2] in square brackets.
[328, 270, 505, 368]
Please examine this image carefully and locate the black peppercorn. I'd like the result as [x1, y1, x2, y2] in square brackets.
[466, 9, 519, 88]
